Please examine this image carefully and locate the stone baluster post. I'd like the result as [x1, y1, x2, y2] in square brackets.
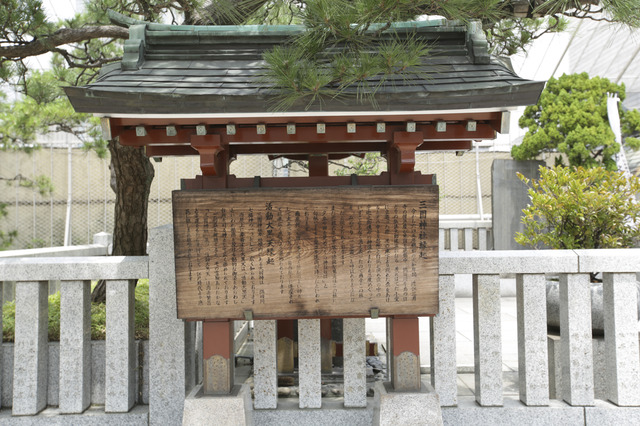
[559, 273, 594, 406]
[473, 274, 503, 406]
[603, 272, 640, 406]
[253, 320, 277, 409]
[105, 279, 136, 412]
[516, 273, 549, 406]
[430, 274, 457, 406]
[298, 319, 321, 408]
[59, 280, 92, 413]
[13, 281, 48, 415]
[343, 318, 366, 407]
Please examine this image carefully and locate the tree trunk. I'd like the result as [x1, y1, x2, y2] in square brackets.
[91, 137, 155, 303]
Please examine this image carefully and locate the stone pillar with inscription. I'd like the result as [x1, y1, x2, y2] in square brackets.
[202, 320, 234, 394]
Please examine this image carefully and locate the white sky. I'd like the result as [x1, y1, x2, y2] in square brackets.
[43, 0, 82, 20]
[20, 1, 83, 71]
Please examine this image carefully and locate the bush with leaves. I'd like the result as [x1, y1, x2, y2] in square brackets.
[516, 165, 640, 250]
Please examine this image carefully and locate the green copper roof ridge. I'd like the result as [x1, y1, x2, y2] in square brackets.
[143, 19, 455, 33]
[108, 10, 459, 35]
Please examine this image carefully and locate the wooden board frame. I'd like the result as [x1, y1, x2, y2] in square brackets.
[172, 185, 439, 320]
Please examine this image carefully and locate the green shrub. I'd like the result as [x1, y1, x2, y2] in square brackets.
[2, 279, 150, 342]
[516, 165, 640, 249]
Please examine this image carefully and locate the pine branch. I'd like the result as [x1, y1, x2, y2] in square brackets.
[0, 26, 129, 60]
[53, 47, 122, 70]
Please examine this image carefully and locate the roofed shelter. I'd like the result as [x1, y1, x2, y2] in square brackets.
[65, 12, 543, 185]
[65, 11, 544, 418]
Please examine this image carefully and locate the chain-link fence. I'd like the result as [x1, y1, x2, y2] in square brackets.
[0, 145, 113, 249]
[0, 144, 510, 250]
[416, 150, 513, 216]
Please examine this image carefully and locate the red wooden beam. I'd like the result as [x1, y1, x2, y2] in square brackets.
[183, 173, 433, 190]
[143, 140, 472, 158]
[145, 145, 198, 156]
[422, 123, 495, 140]
[114, 121, 495, 148]
[419, 140, 473, 151]
[109, 111, 502, 128]
[118, 127, 195, 146]
[231, 142, 387, 155]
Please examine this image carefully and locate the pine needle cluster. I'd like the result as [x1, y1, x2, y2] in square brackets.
[261, 0, 505, 109]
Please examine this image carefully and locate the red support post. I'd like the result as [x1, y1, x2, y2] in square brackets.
[389, 316, 421, 391]
[308, 154, 329, 177]
[202, 320, 234, 394]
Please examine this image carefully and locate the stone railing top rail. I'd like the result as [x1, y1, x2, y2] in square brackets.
[438, 220, 492, 229]
[0, 232, 113, 259]
[0, 244, 109, 259]
[0, 256, 149, 281]
[1, 249, 638, 282]
[439, 249, 640, 275]
[438, 214, 492, 230]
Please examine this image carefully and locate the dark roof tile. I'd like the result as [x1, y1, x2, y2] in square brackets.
[65, 19, 544, 115]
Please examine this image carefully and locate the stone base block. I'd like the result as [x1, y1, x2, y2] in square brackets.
[0, 404, 148, 425]
[182, 384, 252, 426]
[442, 396, 584, 425]
[254, 398, 373, 426]
[374, 380, 442, 426]
[585, 399, 640, 424]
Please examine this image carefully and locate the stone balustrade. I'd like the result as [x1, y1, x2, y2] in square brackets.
[1, 226, 639, 425]
[439, 216, 492, 251]
[437, 249, 640, 423]
[248, 249, 640, 424]
[0, 256, 148, 419]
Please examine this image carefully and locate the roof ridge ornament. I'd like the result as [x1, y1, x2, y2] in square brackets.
[466, 21, 490, 65]
[108, 10, 149, 28]
[121, 24, 146, 71]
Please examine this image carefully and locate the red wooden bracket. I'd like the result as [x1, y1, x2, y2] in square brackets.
[392, 132, 424, 173]
[191, 134, 223, 176]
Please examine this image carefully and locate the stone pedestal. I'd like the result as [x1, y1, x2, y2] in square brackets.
[182, 384, 252, 426]
[374, 380, 442, 426]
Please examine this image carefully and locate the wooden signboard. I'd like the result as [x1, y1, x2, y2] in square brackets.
[172, 185, 438, 320]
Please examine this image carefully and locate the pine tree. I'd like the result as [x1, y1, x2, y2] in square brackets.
[512, 73, 640, 170]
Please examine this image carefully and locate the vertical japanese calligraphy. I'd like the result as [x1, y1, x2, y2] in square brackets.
[172, 185, 438, 320]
